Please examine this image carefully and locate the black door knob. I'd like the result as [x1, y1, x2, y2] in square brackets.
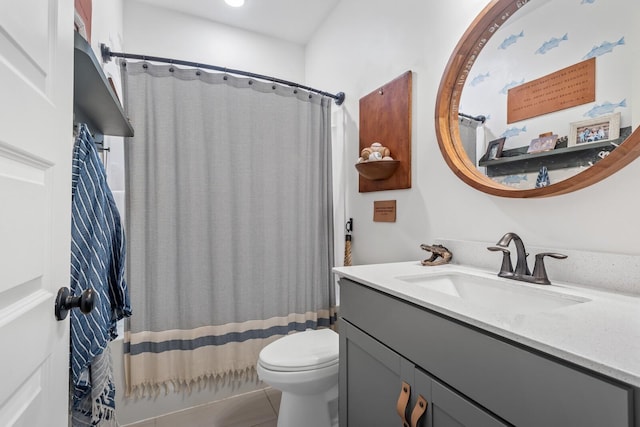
[55, 287, 95, 321]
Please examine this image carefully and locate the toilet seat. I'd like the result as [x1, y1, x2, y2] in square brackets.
[258, 329, 338, 372]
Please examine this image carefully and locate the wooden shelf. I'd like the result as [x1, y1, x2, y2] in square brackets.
[73, 32, 134, 137]
[479, 127, 631, 177]
[355, 160, 400, 180]
[358, 71, 412, 192]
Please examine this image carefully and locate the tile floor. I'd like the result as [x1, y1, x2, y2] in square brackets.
[124, 388, 282, 427]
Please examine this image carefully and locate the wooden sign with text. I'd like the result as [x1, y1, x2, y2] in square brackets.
[507, 58, 595, 123]
[373, 200, 396, 222]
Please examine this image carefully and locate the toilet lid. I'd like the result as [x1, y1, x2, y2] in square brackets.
[259, 329, 339, 372]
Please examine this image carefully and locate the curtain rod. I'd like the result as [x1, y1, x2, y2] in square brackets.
[458, 112, 486, 123]
[100, 44, 345, 106]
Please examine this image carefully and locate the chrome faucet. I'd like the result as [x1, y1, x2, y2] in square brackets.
[488, 232, 567, 285]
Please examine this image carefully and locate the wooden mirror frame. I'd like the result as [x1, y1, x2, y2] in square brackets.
[435, 0, 640, 198]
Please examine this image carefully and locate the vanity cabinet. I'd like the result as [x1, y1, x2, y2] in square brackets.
[341, 319, 508, 426]
[339, 278, 635, 427]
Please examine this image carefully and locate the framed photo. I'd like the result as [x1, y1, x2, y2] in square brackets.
[480, 137, 505, 162]
[569, 112, 620, 147]
[527, 134, 558, 154]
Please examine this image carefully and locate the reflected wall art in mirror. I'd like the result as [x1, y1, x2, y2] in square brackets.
[436, 0, 640, 197]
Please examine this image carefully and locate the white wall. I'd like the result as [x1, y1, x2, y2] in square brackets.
[90, 0, 127, 234]
[123, 1, 306, 82]
[306, 0, 640, 268]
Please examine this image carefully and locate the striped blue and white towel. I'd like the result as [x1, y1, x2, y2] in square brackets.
[70, 124, 131, 426]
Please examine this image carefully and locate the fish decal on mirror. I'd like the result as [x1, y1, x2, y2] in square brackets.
[535, 33, 568, 55]
[584, 99, 626, 118]
[499, 79, 525, 94]
[499, 31, 524, 50]
[500, 126, 527, 138]
[470, 72, 490, 87]
[496, 175, 529, 186]
[583, 37, 625, 59]
[581, 0, 597, 4]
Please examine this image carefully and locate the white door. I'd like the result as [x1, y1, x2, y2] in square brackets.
[0, 0, 74, 426]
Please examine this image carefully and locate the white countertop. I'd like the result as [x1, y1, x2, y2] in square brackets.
[333, 261, 640, 388]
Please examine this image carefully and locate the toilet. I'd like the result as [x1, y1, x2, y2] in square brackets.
[257, 328, 339, 427]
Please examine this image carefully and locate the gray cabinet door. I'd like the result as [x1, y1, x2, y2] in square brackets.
[340, 319, 415, 426]
[341, 318, 509, 427]
[426, 374, 508, 427]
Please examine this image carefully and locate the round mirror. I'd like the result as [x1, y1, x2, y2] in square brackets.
[436, 0, 640, 197]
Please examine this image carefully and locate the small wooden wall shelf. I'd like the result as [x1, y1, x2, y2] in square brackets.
[358, 71, 412, 192]
[355, 160, 400, 180]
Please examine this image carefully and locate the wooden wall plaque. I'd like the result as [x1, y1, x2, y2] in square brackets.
[507, 58, 595, 124]
[373, 200, 396, 222]
[359, 71, 412, 192]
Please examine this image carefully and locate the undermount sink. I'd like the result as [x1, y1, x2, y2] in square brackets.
[395, 271, 590, 315]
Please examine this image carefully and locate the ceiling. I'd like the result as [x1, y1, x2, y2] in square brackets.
[133, 0, 341, 45]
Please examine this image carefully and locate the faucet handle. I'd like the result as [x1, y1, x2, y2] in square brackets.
[487, 246, 513, 276]
[532, 252, 568, 285]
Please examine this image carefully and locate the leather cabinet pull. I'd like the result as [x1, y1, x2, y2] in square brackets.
[396, 381, 411, 427]
[410, 395, 428, 427]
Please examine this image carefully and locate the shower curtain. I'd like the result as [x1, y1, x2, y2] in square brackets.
[121, 61, 335, 396]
